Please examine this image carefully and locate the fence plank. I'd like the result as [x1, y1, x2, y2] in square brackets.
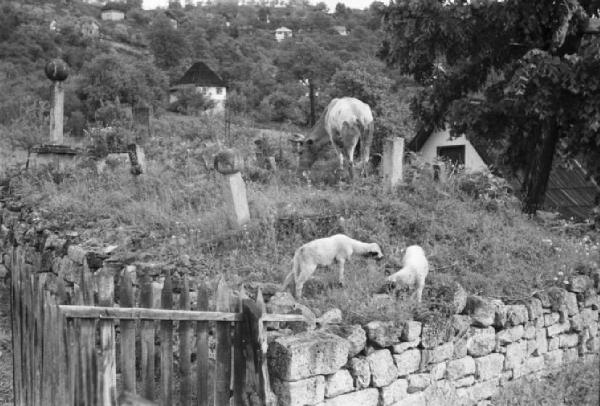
[80, 318, 96, 406]
[215, 278, 232, 406]
[160, 274, 174, 406]
[195, 282, 209, 406]
[140, 274, 156, 401]
[179, 275, 192, 406]
[256, 289, 276, 406]
[233, 287, 246, 406]
[33, 272, 43, 406]
[119, 269, 137, 395]
[97, 267, 117, 406]
[58, 306, 242, 321]
[41, 291, 54, 404]
[10, 248, 22, 406]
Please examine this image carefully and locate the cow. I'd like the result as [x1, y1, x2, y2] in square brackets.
[292, 97, 374, 179]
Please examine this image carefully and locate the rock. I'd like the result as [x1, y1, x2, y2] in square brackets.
[422, 342, 454, 366]
[453, 337, 468, 359]
[493, 302, 507, 328]
[464, 296, 496, 327]
[380, 379, 408, 406]
[547, 321, 569, 337]
[392, 340, 420, 353]
[506, 305, 528, 326]
[321, 388, 379, 406]
[267, 331, 349, 380]
[365, 321, 401, 348]
[544, 312, 560, 327]
[44, 234, 66, 250]
[523, 356, 544, 374]
[570, 314, 584, 332]
[455, 375, 475, 388]
[272, 375, 325, 406]
[394, 349, 421, 377]
[547, 287, 567, 311]
[67, 244, 87, 264]
[367, 349, 398, 387]
[564, 347, 579, 363]
[523, 323, 536, 340]
[266, 291, 297, 314]
[450, 282, 469, 314]
[392, 391, 427, 406]
[466, 327, 496, 357]
[534, 291, 551, 308]
[446, 356, 476, 380]
[496, 325, 524, 345]
[325, 370, 353, 398]
[505, 341, 527, 369]
[408, 374, 431, 393]
[457, 379, 498, 402]
[430, 362, 446, 380]
[474, 353, 504, 381]
[534, 329, 548, 356]
[525, 298, 544, 321]
[581, 308, 599, 327]
[317, 309, 343, 326]
[322, 324, 366, 358]
[558, 333, 579, 348]
[348, 357, 370, 389]
[451, 315, 472, 338]
[564, 292, 579, 316]
[569, 275, 592, 293]
[421, 321, 452, 349]
[543, 350, 563, 369]
[548, 337, 559, 351]
[401, 321, 422, 342]
[266, 291, 316, 331]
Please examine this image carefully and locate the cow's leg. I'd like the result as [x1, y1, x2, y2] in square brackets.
[337, 258, 346, 286]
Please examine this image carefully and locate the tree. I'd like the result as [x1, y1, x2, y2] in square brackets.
[147, 14, 189, 69]
[275, 38, 341, 125]
[381, 0, 600, 214]
[335, 3, 348, 17]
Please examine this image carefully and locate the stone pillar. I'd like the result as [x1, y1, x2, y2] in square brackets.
[49, 81, 64, 144]
[214, 149, 250, 229]
[382, 137, 404, 191]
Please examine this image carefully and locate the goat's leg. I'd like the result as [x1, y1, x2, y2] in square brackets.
[295, 264, 316, 298]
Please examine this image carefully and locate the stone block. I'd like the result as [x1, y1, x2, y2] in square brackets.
[422, 342, 454, 365]
[430, 362, 447, 381]
[392, 391, 426, 406]
[547, 287, 568, 311]
[446, 356, 475, 380]
[365, 321, 401, 348]
[367, 349, 397, 387]
[322, 324, 366, 358]
[464, 296, 496, 327]
[569, 275, 592, 293]
[67, 245, 87, 265]
[505, 341, 527, 369]
[565, 292, 579, 316]
[467, 327, 496, 357]
[408, 374, 431, 393]
[421, 321, 451, 349]
[564, 347, 579, 363]
[496, 325, 524, 345]
[322, 388, 379, 406]
[401, 321, 422, 342]
[475, 353, 504, 381]
[272, 375, 325, 406]
[392, 340, 420, 354]
[493, 301, 507, 329]
[453, 337, 468, 359]
[458, 379, 498, 402]
[547, 321, 569, 337]
[379, 379, 408, 406]
[543, 350, 563, 369]
[394, 349, 421, 377]
[451, 315, 472, 337]
[558, 333, 579, 348]
[325, 370, 353, 398]
[506, 305, 528, 326]
[268, 331, 350, 380]
[581, 308, 599, 327]
[455, 375, 475, 388]
[586, 336, 600, 353]
[317, 308, 343, 326]
[523, 323, 536, 340]
[523, 356, 544, 374]
[525, 298, 544, 321]
[570, 314, 584, 332]
[548, 337, 559, 352]
[584, 295, 598, 309]
[589, 321, 599, 337]
[348, 357, 370, 389]
[526, 339, 537, 356]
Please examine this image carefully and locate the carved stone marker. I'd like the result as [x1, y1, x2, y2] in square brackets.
[382, 137, 404, 191]
[214, 149, 250, 229]
[45, 59, 69, 145]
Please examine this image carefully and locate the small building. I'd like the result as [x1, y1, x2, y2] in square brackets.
[101, 5, 125, 21]
[170, 61, 227, 112]
[409, 127, 600, 220]
[275, 26, 293, 42]
[333, 25, 348, 36]
[80, 19, 100, 37]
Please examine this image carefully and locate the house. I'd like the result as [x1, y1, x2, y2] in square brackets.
[275, 27, 293, 42]
[409, 127, 600, 220]
[169, 62, 227, 112]
[80, 19, 100, 37]
[333, 25, 348, 36]
[101, 4, 126, 21]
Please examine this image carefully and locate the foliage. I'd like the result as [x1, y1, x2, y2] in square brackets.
[0, 100, 48, 155]
[168, 87, 215, 114]
[147, 14, 190, 70]
[381, 0, 600, 214]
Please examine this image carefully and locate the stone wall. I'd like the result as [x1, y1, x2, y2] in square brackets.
[267, 283, 600, 406]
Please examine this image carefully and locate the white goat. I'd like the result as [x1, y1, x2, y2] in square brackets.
[386, 245, 429, 302]
[282, 234, 384, 298]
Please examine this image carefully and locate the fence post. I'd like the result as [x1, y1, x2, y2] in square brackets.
[97, 266, 117, 406]
[179, 274, 193, 405]
[140, 274, 156, 401]
[119, 269, 136, 395]
[233, 287, 246, 405]
[215, 278, 233, 406]
[160, 273, 174, 406]
[196, 282, 210, 406]
[382, 137, 404, 191]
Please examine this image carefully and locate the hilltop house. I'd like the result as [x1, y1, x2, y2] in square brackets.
[101, 5, 125, 21]
[169, 62, 227, 112]
[333, 25, 348, 36]
[275, 27, 293, 42]
[409, 127, 600, 220]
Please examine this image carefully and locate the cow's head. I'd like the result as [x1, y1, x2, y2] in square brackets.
[290, 132, 328, 171]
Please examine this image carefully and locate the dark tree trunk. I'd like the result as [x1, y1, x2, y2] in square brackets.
[522, 121, 560, 214]
[308, 80, 316, 127]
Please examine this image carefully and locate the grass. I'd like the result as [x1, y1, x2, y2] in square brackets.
[2, 112, 599, 323]
[492, 360, 600, 405]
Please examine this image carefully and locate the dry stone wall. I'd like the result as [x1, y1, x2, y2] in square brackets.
[267, 286, 600, 406]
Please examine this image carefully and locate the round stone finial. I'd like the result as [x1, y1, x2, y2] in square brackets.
[45, 59, 70, 82]
[214, 149, 244, 175]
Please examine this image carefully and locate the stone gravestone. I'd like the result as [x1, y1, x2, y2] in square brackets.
[382, 137, 404, 191]
[132, 104, 151, 137]
[214, 149, 250, 229]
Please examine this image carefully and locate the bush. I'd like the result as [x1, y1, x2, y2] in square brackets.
[67, 110, 86, 137]
[168, 88, 215, 115]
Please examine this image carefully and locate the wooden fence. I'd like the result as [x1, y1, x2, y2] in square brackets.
[10, 250, 304, 406]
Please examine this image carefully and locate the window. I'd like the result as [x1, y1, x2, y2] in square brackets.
[437, 145, 465, 166]
[216, 87, 223, 95]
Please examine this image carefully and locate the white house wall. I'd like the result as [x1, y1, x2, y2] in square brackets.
[169, 85, 226, 112]
[419, 128, 488, 172]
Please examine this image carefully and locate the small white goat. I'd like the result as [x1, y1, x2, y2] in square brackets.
[386, 245, 429, 302]
[282, 234, 384, 298]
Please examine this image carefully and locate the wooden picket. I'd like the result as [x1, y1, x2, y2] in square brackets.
[9, 246, 307, 406]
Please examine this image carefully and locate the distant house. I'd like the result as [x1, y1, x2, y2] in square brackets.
[170, 62, 227, 112]
[275, 27, 293, 42]
[101, 4, 126, 21]
[49, 20, 57, 31]
[409, 127, 600, 220]
[80, 19, 100, 37]
[333, 25, 348, 36]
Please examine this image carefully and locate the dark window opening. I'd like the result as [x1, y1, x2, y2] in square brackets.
[437, 145, 465, 166]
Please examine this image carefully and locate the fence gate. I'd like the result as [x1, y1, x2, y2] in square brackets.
[9, 247, 304, 405]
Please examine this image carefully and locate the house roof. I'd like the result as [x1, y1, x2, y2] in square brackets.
[172, 62, 226, 88]
[275, 27, 292, 32]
